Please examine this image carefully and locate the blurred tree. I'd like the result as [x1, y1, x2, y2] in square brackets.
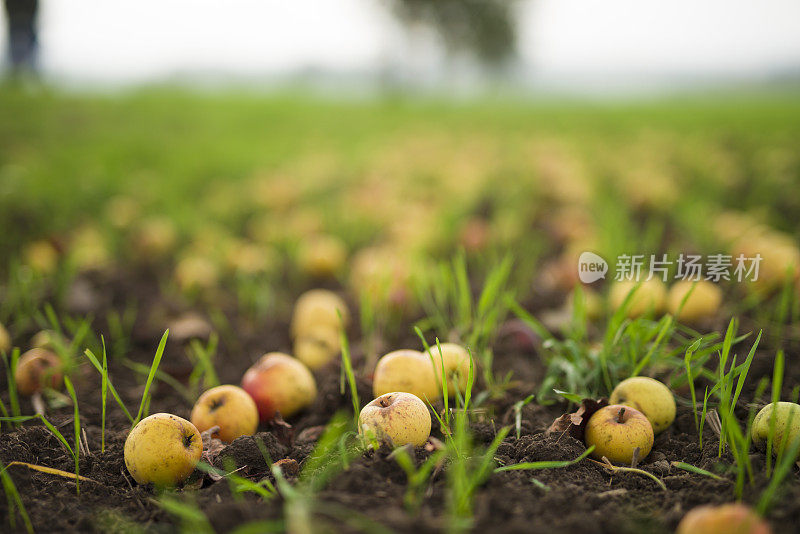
[387, 0, 518, 65]
[3, 0, 39, 72]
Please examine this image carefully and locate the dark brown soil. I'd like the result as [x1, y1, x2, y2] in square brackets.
[1, 270, 799, 533]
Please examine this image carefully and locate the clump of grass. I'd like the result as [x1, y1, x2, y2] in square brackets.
[338, 317, 360, 428]
[390, 446, 446, 513]
[154, 494, 214, 534]
[0, 458, 33, 534]
[1, 348, 23, 425]
[416, 252, 514, 391]
[187, 332, 220, 397]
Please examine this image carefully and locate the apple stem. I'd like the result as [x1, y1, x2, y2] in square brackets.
[617, 407, 626, 424]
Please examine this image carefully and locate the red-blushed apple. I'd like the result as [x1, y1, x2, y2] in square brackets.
[14, 348, 62, 395]
[584, 404, 654, 464]
[190, 385, 259, 442]
[676, 503, 771, 534]
[123, 413, 203, 487]
[241, 352, 317, 421]
[372, 349, 440, 402]
[358, 392, 431, 447]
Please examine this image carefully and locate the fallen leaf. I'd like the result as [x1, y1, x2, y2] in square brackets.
[201, 426, 226, 467]
[270, 413, 294, 447]
[546, 397, 608, 441]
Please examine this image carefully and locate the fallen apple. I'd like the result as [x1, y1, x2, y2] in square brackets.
[372, 349, 440, 402]
[358, 392, 431, 447]
[609, 376, 675, 434]
[24, 239, 59, 275]
[426, 343, 470, 396]
[14, 348, 63, 396]
[190, 385, 259, 443]
[241, 352, 317, 421]
[290, 289, 350, 338]
[676, 503, 771, 534]
[751, 401, 800, 460]
[294, 325, 341, 370]
[134, 217, 178, 259]
[667, 280, 723, 323]
[0, 322, 10, 353]
[298, 234, 347, 278]
[608, 279, 666, 318]
[584, 404, 654, 465]
[124, 413, 203, 486]
[30, 329, 65, 350]
[175, 255, 219, 292]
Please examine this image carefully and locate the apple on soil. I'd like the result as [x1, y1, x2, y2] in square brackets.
[124, 413, 203, 487]
[14, 348, 63, 396]
[608, 279, 666, 318]
[426, 343, 470, 396]
[667, 280, 723, 324]
[751, 401, 800, 460]
[676, 503, 771, 534]
[609, 376, 676, 434]
[294, 324, 341, 370]
[290, 289, 350, 337]
[372, 349, 440, 402]
[584, 404, 654, 465]
[358, 392, 432, 447]
[241, 352, 317, 421]
[190, 385, 259, 442]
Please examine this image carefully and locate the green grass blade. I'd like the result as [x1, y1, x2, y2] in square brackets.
[134, 329, 169, 426]
[495, 445, 594, 472]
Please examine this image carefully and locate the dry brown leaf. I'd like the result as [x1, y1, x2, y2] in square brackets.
[270, 412, 295, 447]
[546, 397, 608, 441]
[201, 425, 226, 467]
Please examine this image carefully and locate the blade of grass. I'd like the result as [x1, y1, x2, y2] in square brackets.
[495, 445, 594, 472]
[134, 330, 169, 426]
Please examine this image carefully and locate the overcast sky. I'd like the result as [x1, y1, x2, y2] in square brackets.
[2, 0, 799, 87]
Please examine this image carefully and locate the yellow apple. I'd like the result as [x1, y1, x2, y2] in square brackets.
[609, 376, 676, 434]
[294, 325, 341, 370]
[290, 289, 349, 337]
[190, 385, 259, 442]
[677, 503, 771, 534]
[667, 280, 723, 323]
[297, 235, 347, 278]
[24, 240, 59, 275]
[124, 413, 203, 486]
[751, 402, 800, 460]
[358, 392, 431, 447]
[0, 322, 10, 353]
[584, 404, 654, 464]
[241, 352, 317, 421]
[426, 343, 470, 396]
[134, 217, 178, 258]
[608, 279, 666, 318]
[14, 348, 62, 395]
[372, 350, 440, 402]
[30, 329, 64, 350]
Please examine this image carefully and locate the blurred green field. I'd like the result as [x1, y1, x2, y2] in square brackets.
[2, 87, 800, 255]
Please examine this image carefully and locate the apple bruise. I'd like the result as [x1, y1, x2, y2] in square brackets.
[209, 395, 226, 412]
